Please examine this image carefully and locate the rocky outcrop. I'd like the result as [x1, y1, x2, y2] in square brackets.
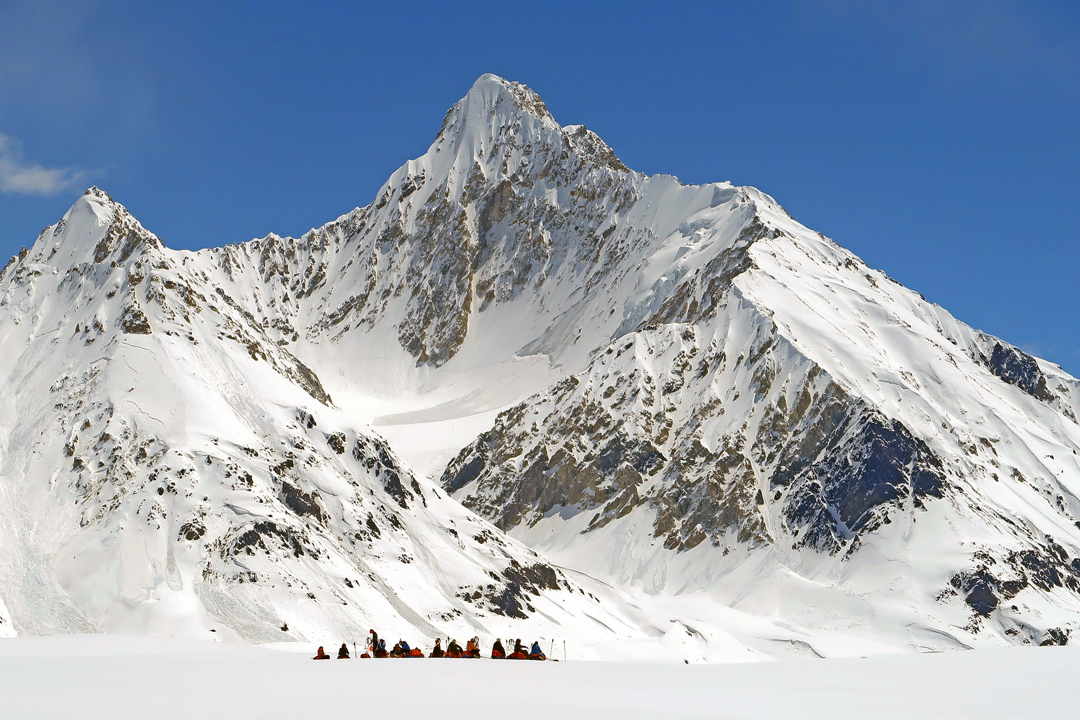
[442, 314, 948, 557]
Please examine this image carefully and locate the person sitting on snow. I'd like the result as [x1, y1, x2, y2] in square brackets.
[466, 637, 480, 658]
[491, 638, 506, 659]
[446, 638, 464, 657]
[374, 638, 388, 658]
[313, 646, 330, 660]
[529, 641, 546, 660]
[337, 643, 350, 659]
[509, 639, 528, 659]
[400, 639, 411, 653]
[429, 638, 444, 658]
[389, 641, 404, 658]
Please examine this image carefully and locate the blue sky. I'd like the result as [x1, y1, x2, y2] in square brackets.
[1, 0, 1077, 372]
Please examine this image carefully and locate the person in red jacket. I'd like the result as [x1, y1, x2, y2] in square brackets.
[368, 629, 379, 655]
[313, 646, 330, 660]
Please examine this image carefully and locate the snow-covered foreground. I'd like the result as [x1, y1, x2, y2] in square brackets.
[0, 636, 1076, 719]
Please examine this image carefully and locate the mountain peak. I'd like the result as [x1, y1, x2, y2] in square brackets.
[83, 185, 114, 201]
[431, 75, 560, 158]
[464, 74, 556, 125]
[69, 186, 117, 227]
[16, 187, 161, 271]
[378, 74, 633, 214]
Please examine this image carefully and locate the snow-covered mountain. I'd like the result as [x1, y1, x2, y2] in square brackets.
[2, 74, 1079, 656]
[0, 187, 650, 650]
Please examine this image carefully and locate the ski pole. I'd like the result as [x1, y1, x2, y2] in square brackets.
[564, 640, 567, 662]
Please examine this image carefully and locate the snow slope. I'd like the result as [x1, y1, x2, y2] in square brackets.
[0, 188, 656, 650]
[2, 74, 1079, 656]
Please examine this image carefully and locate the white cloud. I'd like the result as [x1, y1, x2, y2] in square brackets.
[0, 133, 84, 195]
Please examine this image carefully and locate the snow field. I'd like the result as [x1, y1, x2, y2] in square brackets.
[1, 635, 1077, 719]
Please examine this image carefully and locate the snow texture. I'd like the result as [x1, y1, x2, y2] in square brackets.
[1, 635, 1078, 719]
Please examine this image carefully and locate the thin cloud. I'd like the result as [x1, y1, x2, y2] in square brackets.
[1020, 342, 1047, 358]
[800, 0, 1079, 69]
[0, 133, 84, 195]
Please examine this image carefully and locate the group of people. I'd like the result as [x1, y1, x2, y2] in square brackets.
[313, 630, 547, 661]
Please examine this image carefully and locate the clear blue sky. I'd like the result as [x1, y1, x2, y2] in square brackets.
[1, 0, 1077, 373]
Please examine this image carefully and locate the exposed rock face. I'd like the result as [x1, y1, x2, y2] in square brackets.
[443, 314, 948, 558]
[983, 342, 1054, 402]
